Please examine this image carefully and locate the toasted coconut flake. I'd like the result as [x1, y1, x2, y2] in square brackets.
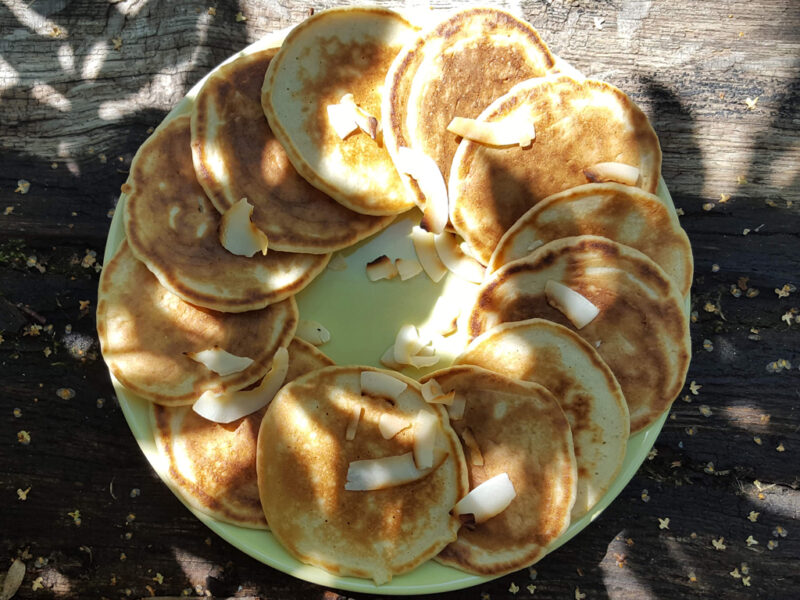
[380, 344, 404, 370]
[461, 426, 485, 466]
[328, 253, 348, 271]
[184, 347, 254, 376]
[219, 198, 269, 257]
[434, 232, 486, 283]
[395, 257, 423, 281]
[545, 280, 600, 329]
[1, 559, 26, 600]
[447, 392, 467, 420]
[326, 102, 359, 139]
[583, 162, 640, 186]
[453, 472, 516, 523]
[396, 147, 448, 234]
[360, 370, 408, 401]
[344, 449, 446, 491]
[393, 324, 425, 364]
[431, 297, 459, 336]
[409, 352, 440, 368]
[366, 255, 398, 281]
[411, 226, 448, 282]
[327, 94, 381, 140]
[379, 413, 411, 439]
[447, 116, 535, 148]
[345, 406, 364, 441]
[295, 319, 331, 346]
[421, 379, 444, 403]
[192, 347, 289, 423]
[413, 409, 439, 470]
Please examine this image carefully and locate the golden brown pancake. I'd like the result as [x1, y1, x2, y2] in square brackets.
[420, 365, 576, 576]
[96, 240, 297, 406]
[384, 7, 556, 209]
[449, 76, 662, 265]
[262, 7, 419, 216]
[150, 339, 334, 528]
[455, 319, 629, 520]
[191, 48, 393, 253]
[489, 182, 693, 297]
[123, 115, 330, 313]
[468, 236, 690, 433]
[257, 366, 469, 584]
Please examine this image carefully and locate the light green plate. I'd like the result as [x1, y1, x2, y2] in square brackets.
[100, 22, 676, 596]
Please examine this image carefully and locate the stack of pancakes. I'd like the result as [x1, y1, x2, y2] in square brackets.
[97, 5, 692, 586]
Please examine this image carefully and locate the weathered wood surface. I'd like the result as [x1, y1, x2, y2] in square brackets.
[1, 0, 798, 598]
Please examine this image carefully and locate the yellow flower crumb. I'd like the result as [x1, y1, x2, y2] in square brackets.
[207, 7, 216, 16]
[658, 517, 670, 530]
[17, 430, 31, 445]
[68, 509, 82, 525]
[699, 405, 712, 417]
[235, 11, 247, 21]
[112, 36, 122, 50]
[744, 97, 758, 110]
[702, 202, 714, 211]
[746, 535, 758, 546]
[32, 576, 44, 591]
[17, 487, 31, 500]
[508, 582, 519, 594]
[15, 179, 31, 194]
[527, 584, 536, 594]
[719, 193, 731, 203]
[689, 381, 702, 395]
[712, 537, 726, 550]
[748, 511, 759, 522]
[153, 572, 164, 584]
[777, 443, 785, 452]
[737, 175, 748, 184]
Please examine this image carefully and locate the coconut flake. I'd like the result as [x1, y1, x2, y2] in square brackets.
[408, 352, 440, 369]
[434, 232, 486, 283]
[396, 147, 448, 234]
[378, 413, 411, 439]
[393, 324, 425, 364]
[420, 379, 443, 403]
[360, 371, 408, 401]
[447, 116, 535, 148]
[461, 426, 485, 466]
[453, 472, 516, 523]
[395, 257, 423, 281]
[345, 405, 364, 441]
[366, 255, 398, 281]
[184, 347, 254, 376]
[219, 198, 269, 257]
[583, 162, 640, 186]
[447, 392, 467, 420]
[413, 409, 439, 470]
[344, 449, 446, 491]
[379, 344, 404, 370]
[545, 280, 600, 329]
[326, 102, 359, 139]
[411, 226, 448, 282]
[295, 319, 331, 346]
[192, 347, 289, 423]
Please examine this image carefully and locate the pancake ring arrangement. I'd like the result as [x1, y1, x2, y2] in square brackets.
[97, 5, 692, 594]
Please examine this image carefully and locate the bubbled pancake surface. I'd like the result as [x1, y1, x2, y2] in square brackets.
[191, 48, 393, 253]
[123, 115, 330, 313]
[449, 77, 662, 265]
[96, 240, 297, 406]
[488, 182, 693, 297]
[420, 365, 576, 576]
[469, 236, 690, 433]
[257, 366, 469, 584]
[455, 319, 629, 520]
[262, 7, 418, 216]
[384, 6, 555, 208]
[150, 339, 334, 529]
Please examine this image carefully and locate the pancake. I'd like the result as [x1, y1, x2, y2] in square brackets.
[150, 339, 334, 529]
[449, 76, 663, 265]
[384, 7, 556, 209]
[257, 365, 469, 584]
[489, 182, 693, 297]
[191, 47, 393, 254]
[123, 115, 330, 313]
[262, 7, 419, 216]
[468, 236, 690, 433]
[455, 319, 629, 519]
[96, 240, 297, 406]
[420, 365, 576, 576]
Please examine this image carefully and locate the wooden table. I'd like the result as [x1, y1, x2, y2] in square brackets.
[1, 1, 798, 598]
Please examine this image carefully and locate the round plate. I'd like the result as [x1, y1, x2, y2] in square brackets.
[100, 21, 675, 596]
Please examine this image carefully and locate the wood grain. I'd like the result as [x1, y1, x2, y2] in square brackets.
[1, 0, 798, 598]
